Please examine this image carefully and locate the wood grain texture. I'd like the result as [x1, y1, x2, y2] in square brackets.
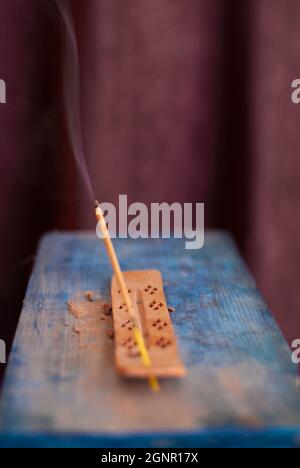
[111, 270, 186, 377]
[0, 231, 300, 448]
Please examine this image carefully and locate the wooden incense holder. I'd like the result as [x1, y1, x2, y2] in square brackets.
[111, 270, 186, 378]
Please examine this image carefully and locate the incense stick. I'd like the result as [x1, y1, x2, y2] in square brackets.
[94, 201, 160, 392]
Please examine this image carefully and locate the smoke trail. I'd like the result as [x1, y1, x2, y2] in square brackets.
[56, 0, 94, 200]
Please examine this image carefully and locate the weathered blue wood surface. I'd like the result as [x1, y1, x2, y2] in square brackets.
[0, 231, 299, 448]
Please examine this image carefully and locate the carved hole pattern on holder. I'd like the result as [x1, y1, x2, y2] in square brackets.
[144, 285, 158, 295]
[156, 337, 171, 349]
[149, 300, 164, 311]
[121, 337, 140, 357]
[121, 337, 136, 348]
[118, 289, 131, 294]
[152, 318, 168, 330]
[121, 319, 133, 331]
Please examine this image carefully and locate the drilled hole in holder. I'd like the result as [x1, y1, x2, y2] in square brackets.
[121, 319, 132, 329]
[145, 286, 158, 295]
[156, 337, 171, 348]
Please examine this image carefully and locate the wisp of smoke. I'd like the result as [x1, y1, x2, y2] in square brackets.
[56, 0, 94, 201]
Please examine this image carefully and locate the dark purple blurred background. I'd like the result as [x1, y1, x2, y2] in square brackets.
[0, 0, 300, 381]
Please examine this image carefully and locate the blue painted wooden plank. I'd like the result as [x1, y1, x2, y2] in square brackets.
[0, 427, 300, 448]
[0, 231, 299, 447]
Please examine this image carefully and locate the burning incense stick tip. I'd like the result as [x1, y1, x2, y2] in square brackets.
[94, 200, 100, 209]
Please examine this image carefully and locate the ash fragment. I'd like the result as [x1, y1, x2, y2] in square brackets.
[103, 303, 112, 316]
[85, 291, 95, 302]
[107, 329, 114, 340]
